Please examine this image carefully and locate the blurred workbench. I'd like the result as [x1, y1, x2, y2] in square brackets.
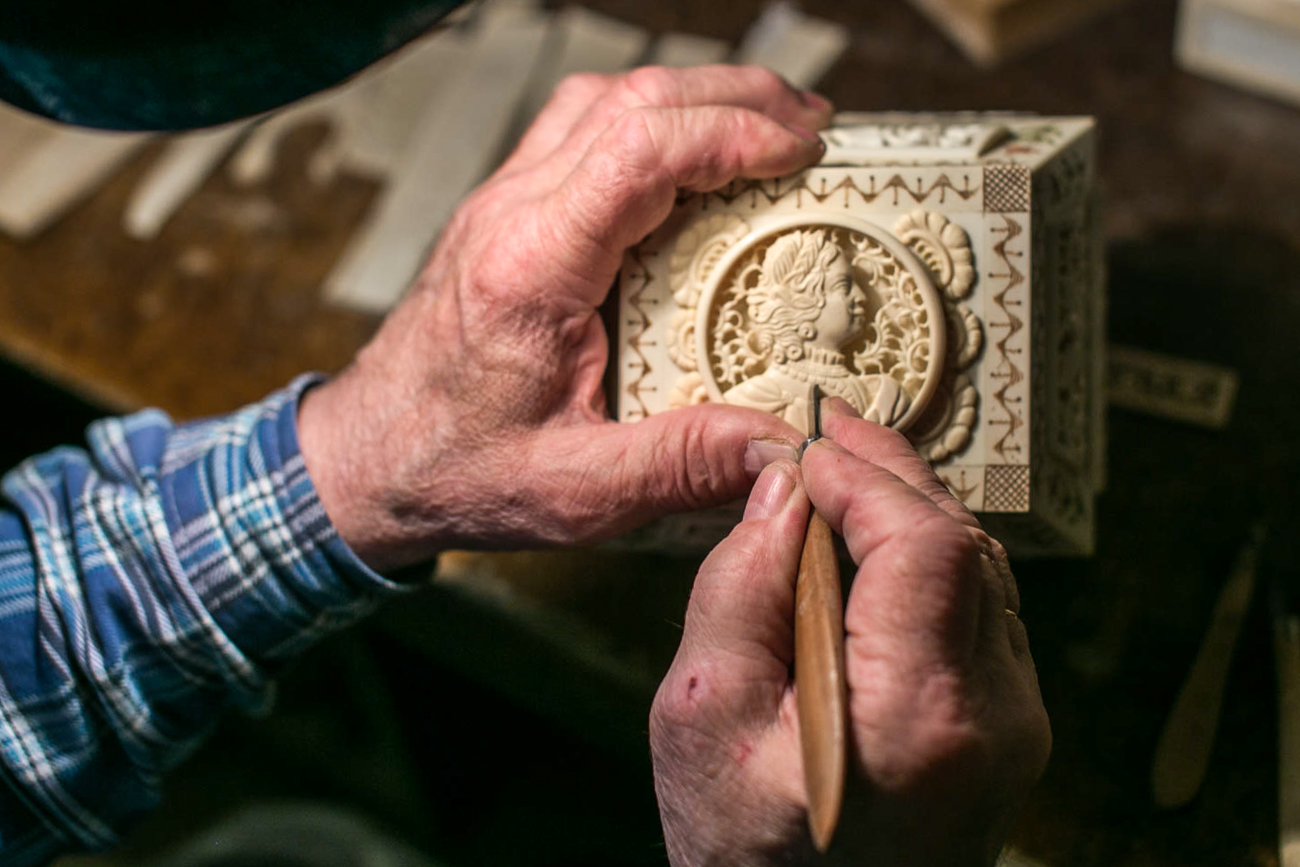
[12, 1, 1300, 866]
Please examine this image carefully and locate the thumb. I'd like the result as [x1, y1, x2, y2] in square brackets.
[657, 459, 811, 727]
[581, 403, 803, 534]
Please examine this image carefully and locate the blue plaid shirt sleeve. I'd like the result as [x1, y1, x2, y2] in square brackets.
[0, 375, 409, 865]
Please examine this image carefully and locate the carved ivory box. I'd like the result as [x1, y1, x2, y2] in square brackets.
[615, 113, 1105, 557]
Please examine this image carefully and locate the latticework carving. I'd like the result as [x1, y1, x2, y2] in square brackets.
[983, 164, 1031, 213]
[983, 464, 1031, 512]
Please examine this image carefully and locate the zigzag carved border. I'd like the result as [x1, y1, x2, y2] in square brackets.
[987, 215, 1028, 463]
[684, 172, 981, 211]
[621, 248, 655, 420]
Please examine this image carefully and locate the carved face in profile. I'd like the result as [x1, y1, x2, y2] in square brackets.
[746, 229, 867, 364]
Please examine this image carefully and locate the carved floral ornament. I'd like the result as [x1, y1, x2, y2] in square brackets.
[664, 210, 984, 459]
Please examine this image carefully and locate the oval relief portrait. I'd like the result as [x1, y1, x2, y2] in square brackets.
[692, 218, 947, 433]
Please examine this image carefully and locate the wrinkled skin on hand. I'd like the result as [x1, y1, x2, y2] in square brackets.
[650, 399, 1052, 867]
[297, 66, 833, 570]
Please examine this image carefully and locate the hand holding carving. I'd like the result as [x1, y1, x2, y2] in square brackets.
[295, 65, 833, 569]
[651, 401, 1050, 866]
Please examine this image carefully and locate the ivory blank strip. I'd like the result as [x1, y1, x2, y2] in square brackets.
[1177, 0, 1300, 107]
[227, 30, 468, 187]
[0, 105, 59, 188]
[124, 122, 251, 239]
[649, 32, 732, 67]
[324, 13, 550, 312]
[516, 6, 650, 124]
[735, 1, 850, 88]
[0, 128, 150, 239]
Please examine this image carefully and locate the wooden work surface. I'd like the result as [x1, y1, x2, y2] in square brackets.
[13, 2, 1300, 866]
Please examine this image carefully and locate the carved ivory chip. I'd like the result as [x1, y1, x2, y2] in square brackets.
[616, 113, 1105, 556]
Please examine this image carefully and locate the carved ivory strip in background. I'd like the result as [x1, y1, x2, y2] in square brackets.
[322, 6, 550, 312]
[1107, 345, 1240, 429]
[124, 121, 253, 240]
[1176, 0, 1300, 107]
[649, 32, 732, 67]
[617, 113, 1105, 557]
[905, 0, 1130, 66]
[0, 103, 60, 192]
[0, 122, 150, 239]
[735, 1, 851, 89]
[514, 6, 650, 129]
[227, 27, 473, 189]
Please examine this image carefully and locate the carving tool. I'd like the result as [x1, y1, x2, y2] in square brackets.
[795, 384, 847, 852]
[1151, 524, 1266, 808]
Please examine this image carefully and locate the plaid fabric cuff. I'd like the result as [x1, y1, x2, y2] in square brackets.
[0, 375, 412, 864]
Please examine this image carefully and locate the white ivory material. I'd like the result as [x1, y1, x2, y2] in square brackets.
[124, 122, 252, 239]
[515, 6, 650, 126]
[227, 28, 472, 187]
[1178, 0, 1300, 106]
[322, 9, 550, 312]
[0, 126, 150, 239]
[649, 32, 732, 67]
[735, 1, 850, 88]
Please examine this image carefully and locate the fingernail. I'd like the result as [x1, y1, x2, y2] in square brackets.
[744, 437, 800, 477]
[822, 396, 861, 419]
[784, 123, 823, 144]
[744, 462, 797, 521]
[800, 90, 834, 114]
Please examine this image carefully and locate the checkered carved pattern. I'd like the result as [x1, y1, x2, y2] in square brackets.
[983, 164, 1030, 213]
[982, 464, 1031, 512]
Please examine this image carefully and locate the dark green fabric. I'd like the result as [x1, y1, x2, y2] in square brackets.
[0, 0, 468, 130]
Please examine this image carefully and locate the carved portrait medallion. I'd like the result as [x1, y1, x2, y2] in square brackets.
[667, 215, 948, 433]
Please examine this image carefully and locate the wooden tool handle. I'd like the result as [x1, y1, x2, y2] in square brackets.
[1277, 615, 1300, 867]
[795, 510, 847, 853]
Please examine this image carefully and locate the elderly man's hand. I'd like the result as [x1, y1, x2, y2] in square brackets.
[649, 400, 1051, 867]
[296, 66, 832, 569]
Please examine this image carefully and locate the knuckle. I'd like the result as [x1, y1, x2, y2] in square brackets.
[875, 422, 921, 455]
[945, 520, 984, 576]
[552, 71, 611, 104]
[966, 526, 994, 554]
[885, 509, 982, 590]
[987, 536, 1009, 564]
[737, 63, 793, 97]
[665, 410, 724, 509]
[605, 107, 664, 174]
[650, 665, 720, 747]
[622, 65, 681, 106]
[650, 676, 693, 733]
[707, 521, 772, 574]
